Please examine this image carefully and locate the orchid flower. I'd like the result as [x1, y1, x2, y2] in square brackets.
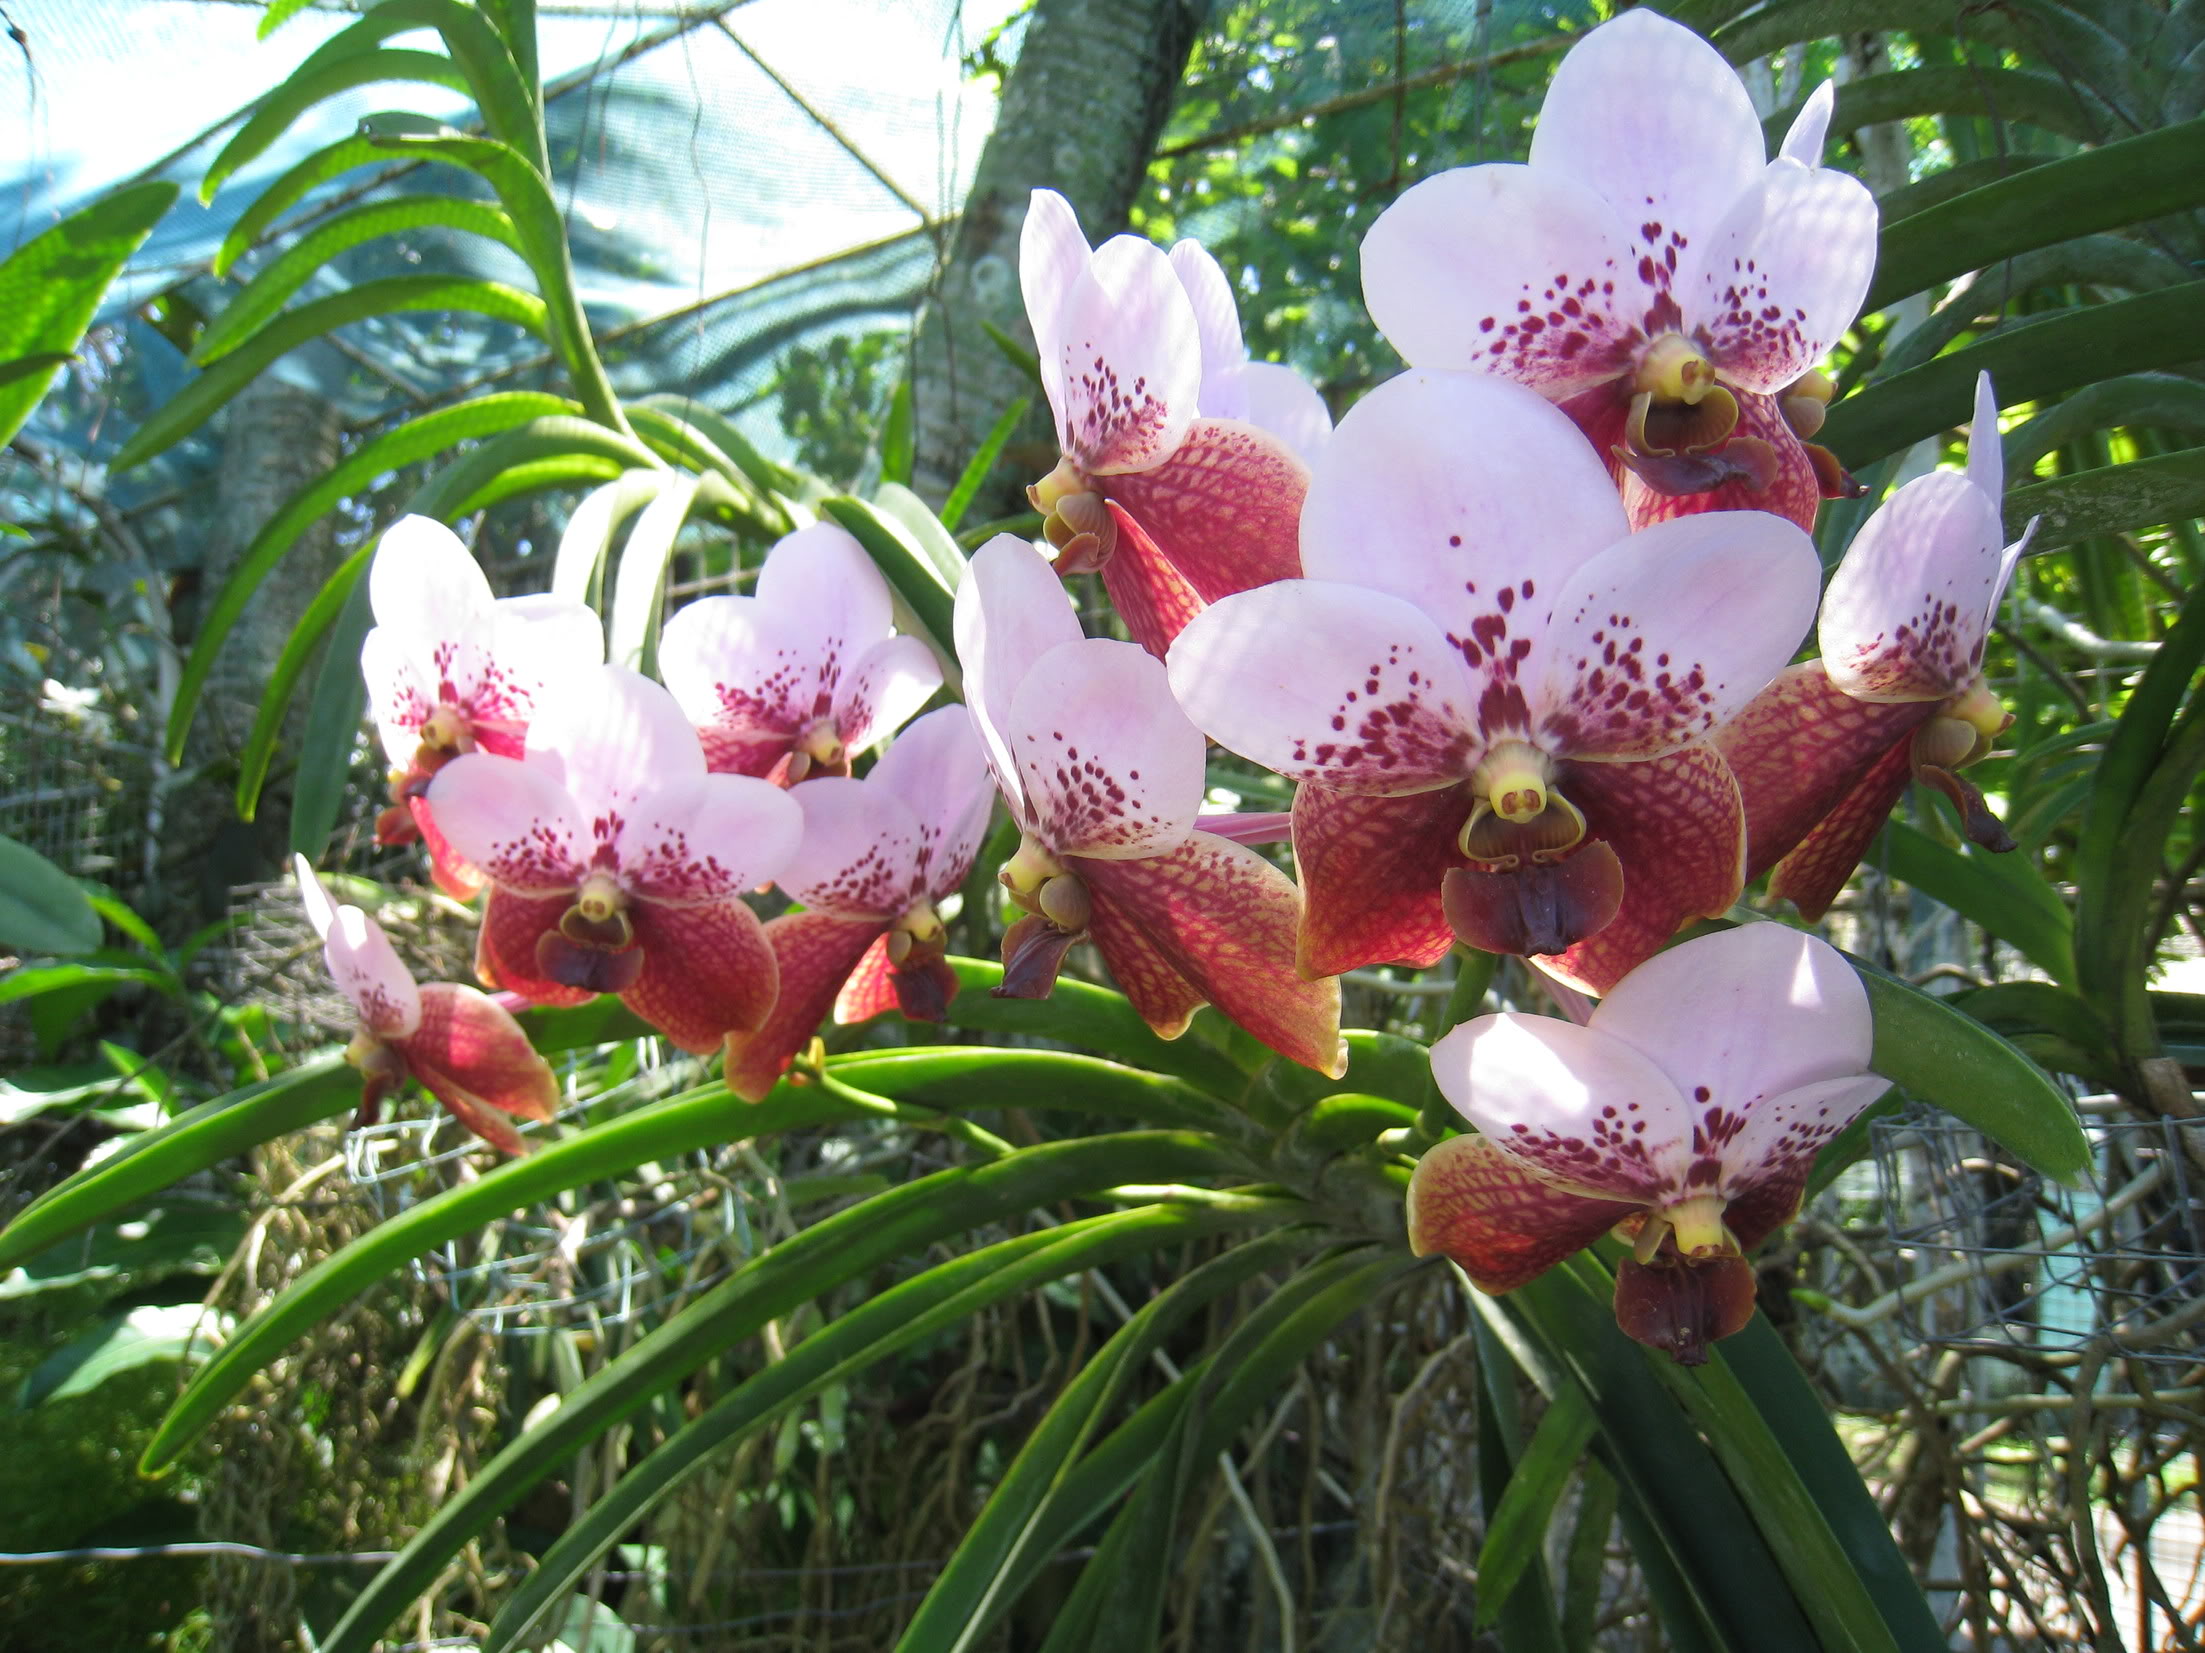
[724, 706, 996, 1101]
[1020, 189, 1327, 656]
[359, 515, 604, 898]
[657, 522, 942, 782]
[294, 855, 557, 1156]
[1716, 375, 2026, 920]
[426, 665, 805, 1054]
[955, 533, 1344, 1076]
[1407, 923, 1889, 1364]
[1167, 371, 1820, 993]
[1360, 8, 1876, 532]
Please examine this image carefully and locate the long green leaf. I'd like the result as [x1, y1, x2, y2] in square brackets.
[937, 958, 1247, 1095]
[1872, 818, 2076, 984]
[1865, 118, 2205, 314]
[448, 451, 625, 516]
[818, 493, 959, 667]
[1763, 66, 2097, 152]
[879, 377, 915, 487]
[1853, 958, 2087, 1180]
[940, 396, 1030, 533]
[113, 275, 551, 471]
[871, 480, 970, 590]
[16, 1303, 230, 1409]
[316, 1132, 1239, 1653]
[553, 471, 666, 606]
[827, 1046, 1235, 1131]
[195, 196, 522, 365]
[2004, 447, 2205, 554]
[0, 179, 176, 446]
[607, 473, 698, 673]
[217, 135, 399, 277]
[632, 393, 812, 506]
[202, 48, 473, 202]
[287, 568, 377, 860]
[2003, 374, 2205, 473]
[488, 1200, 1300, 1652]
[0, 835, 103, 956]
[1477, 1383, 1595, 1628]
[1823, 284, 2205, 472]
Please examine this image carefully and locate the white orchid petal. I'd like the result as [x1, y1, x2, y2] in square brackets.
[1046, 233, 1203, 473]
[427, 752, 586, 894]
[864, 705, 998, 898]
[1780, 80, 1837, 165]
[836, 635, 942, 756]
[1688, 159, 1878, 393]
[1819, 471, 2008, 702]
[366, 515, 494, 654]
[953, 534, 1083, 816]
[1021, 189, 1093, 423]
[523, 666, 706, 819]
[1006, 637, 1205, 859]
[778, 777, 924, 916]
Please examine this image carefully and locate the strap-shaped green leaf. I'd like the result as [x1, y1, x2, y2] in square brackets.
[940, 395, 1031, 532]
[607, 474, 699, 673]
[938, 958, 1248, 1095]
[879, 377, 916, 487]
[2004, 374, 2205, 474]
[1852, 957, 2088, 1179]
[162, 390, 578, 765]
[0, 351, 72, 390]
[0, 835, 104, 957]
[447, 451, 624, 516]
[1953, 981, 2123, 1087]
[622, 404, 782, 531]
[826, 1046, 1236, 1131]
[632, 393, 815, 505]
[0, 178, 176, 446]
[195, 196, 522, 365]
[216, 135, 397, 277]
[1872, 818, 2076, 985]
[2004, 446, 2205, 554]
[1823, 283, 2205, 472]
[313, 1131, 1240, 1653]
[553, 470, 666, 607]
[113, 275, 551, 472]
[1866, 118, 2205, 313]
[201, 48, 473, 203]
[286, 567, 378, 861]
[872, 480, 970, 590]
[819, 492, 959, 672]
[1761, 65, 2098, 152]
[1477, 1383, 1596, 1627]
[487, 1200, 1301, 1653]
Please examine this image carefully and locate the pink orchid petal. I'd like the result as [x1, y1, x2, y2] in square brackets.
[618, 772, 803, 903]
[1021, 189, 1096, 422]
[525, 666, 707, 816]
[1533, 510, 1820, 760]
[1616, 385, 1822, 535]
[1718, 1072, 1890, 1212]
[1714, 663, 1928, 884]
[1099, 502, 1207, 658]
[427, 752, 585, 894]
[657, 594, 803, 772]
[1078, 832, 1346, 1076]
[864, 705, 997, 898]
[625, 895, 779, 1052]
[1166, 581, 1481, 795]
[723, 910, 887, 1101]
[834, 932, 900, 1025]
[1968, 371, 2004, 504]
[360, 626, 436, 769]
[1215, 361, 1333, 462]
[1544, 743, 1746, 995]
[1007, 638, 1205, 859]
[1193, 810, 1292, 847]
[1292, 782, 1465, 977]
[1047, 232, 1202, 475]
[476, 887, 593, 1007]
[1100, 416, 1308, 601]
[1360, 165, 1645, 396]
[399, 981, 558, 1147]
[471, 594, 605, 756]
[1300, 371, 1629, 633]
[409, 797, 487, 902]
[297, 860, 422, 1039]
[777, 776, 923, 917]
[1779, 81, 1837, 166]
[754, 522, 897, 659]
[1767, 738, 1915, 921]
[1407, 1132, 1638, 1294]
[1591, 924, 1875, 1116]
[1819, 470, 2007, 701]
[1688, 158, 1878, 393]
[1432, 1011, 1697, 1203]
[1169, 238, 1247, 380]
[1528, 9, 1766, 248]
[294, 852, 339, 941]
[954, 534, 1085, 814]
[836, 634, 943, 756]
[367, 515, 494, 660]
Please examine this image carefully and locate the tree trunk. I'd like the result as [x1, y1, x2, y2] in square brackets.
[910, 0, 1201, 511]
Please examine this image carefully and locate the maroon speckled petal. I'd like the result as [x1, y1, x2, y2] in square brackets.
[623, 897, 780, 1053]
[476, 886, 593, 1006]
[409, 797, 486, 902]
[1767, 737, 1915, 921]
[834, 933, 899, 1024]
[1713, 663, 1928, 884]
[1078, 832, 1346, 1076]
[1545, 744, 1745, 994]
[724, 911, 886, 1101]
[1291, 781, 1466, 977]
[398, 982, 560, 1155]
[1098, 501, 1207, 658]
[1406, 1133, 1638, 1294]
[1101, 416, 1308, 603]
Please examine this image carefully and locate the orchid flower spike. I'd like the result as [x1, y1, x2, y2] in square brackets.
[724, 706, 997, 1101]
[955, 533, 1344, 1075]
[1020, 189, 1325, 656]
[293, 855, 557, 1155]
[1717, 374, 2029, 919]
[1408, 924, 1889, 1364]
[657, 521, 942, 783]
[360, 515, 604, 898]
[426, 665, 805, 1054]
[1168, 371, 1820, 994]
[1361, 9, 1876, 531]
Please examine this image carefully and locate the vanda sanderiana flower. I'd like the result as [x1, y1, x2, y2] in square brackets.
[294, 856, 557, 1156]
[1407, 924, 1889, 1364]
[1360, 8, 1876, 531]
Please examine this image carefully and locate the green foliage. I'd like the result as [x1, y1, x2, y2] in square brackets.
[0, 835, 104, 957]
[774, 330, 908, 486]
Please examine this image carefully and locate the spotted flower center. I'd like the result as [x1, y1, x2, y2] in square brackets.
[1640, 1193, 1733, 1262]
[420, 703, 473, 754]
[1634, 333, 1716, 406]
[999, 835, 1091, 932]
[1459, 743, 1589, 870]
[558, 871, 636, 953]
[794, 717, 846, 773]
[1028, 457, 1115, 575]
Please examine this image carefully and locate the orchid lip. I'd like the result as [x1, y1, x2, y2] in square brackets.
[1660, 1193, 1734, 1259]
[1945, 678, 2011, 749]
[1028, 455, 1094, 517]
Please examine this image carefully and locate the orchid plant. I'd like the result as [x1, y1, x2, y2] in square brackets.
[20, 6, 2142, 1651]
